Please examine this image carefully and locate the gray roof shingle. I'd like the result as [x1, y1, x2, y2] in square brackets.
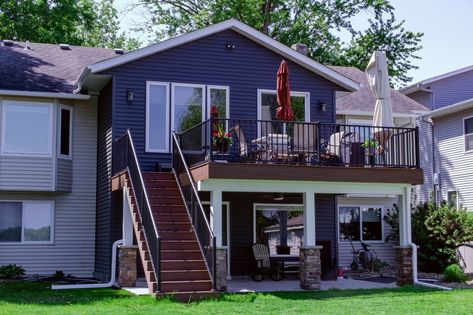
[329, 66, 429, 114]
[0, 41, 119, 93]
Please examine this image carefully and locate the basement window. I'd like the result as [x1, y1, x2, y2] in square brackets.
[464, 117, 473, 152]
[339, 206, 383, 242]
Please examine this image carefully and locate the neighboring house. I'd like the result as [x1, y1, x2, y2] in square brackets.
[401, 66, 473, 209]
[329, 66, 428, 268]
[0, 41, 119, 276]
[0, 19, 423, 298]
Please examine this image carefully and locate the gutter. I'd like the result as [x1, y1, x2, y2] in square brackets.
[73, 66, 92, 94]
[409, 242, 451, 290]
[52, 239, 123, 290]
[0, 89, 90, 100]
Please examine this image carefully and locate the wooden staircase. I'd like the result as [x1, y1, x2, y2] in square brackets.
[124, 171, 218, 302]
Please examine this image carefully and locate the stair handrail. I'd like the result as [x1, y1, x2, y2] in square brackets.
[171, 132, 216, 289]
[114, 129, 161, 291]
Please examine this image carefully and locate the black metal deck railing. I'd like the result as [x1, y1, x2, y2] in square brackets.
[172, 132, 217, 290]
[178, 118, 420, 169]
[113, 130, 161, 292]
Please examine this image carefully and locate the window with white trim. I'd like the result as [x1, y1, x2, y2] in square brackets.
[339, 206, 383, 241]
[0, 201, 54, 243]
[207, 86, 229, 119]
[172, 83, 205, 134]
[1, 101, 53, 156]
[464, 117, 473, 152]
[447, 190, 458, 209]
[58, 106, 72, 158]
[146, 82, 170, 153]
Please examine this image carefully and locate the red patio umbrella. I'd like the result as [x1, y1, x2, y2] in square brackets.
[275, 60, 294, 121]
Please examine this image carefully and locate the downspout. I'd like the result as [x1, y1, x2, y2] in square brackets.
[409, 242, 451, 290]
[52, 239, 123, 290]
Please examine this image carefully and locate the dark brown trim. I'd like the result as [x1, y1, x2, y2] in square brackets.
[191, 162, 423, 185]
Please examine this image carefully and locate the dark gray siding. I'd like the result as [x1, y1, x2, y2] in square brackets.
[95, 80, 114, 280]
[103, 30, 341, 171]
[315, 194, 337, 267]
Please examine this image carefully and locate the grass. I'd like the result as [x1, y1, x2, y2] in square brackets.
[1, 281, 473, 315]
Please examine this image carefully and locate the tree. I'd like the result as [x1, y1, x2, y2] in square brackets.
[0, 0, 138, 49]
[136, 0, 422, 86]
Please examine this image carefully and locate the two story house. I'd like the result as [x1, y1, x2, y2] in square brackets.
[0, 19, 423, 300]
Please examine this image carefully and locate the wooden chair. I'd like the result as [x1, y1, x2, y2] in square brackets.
[250, 243, 285, 281]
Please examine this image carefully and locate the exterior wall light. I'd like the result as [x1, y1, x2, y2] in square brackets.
[225, 42, 236, 49]
[319, 102, 327, 112]
[127, 90, 134, 102]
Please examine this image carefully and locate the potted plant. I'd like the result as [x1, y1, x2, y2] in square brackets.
[361, 139, 377, 166]
[212, 124, 232, 153]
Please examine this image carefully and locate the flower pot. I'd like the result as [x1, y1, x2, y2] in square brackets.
[213, 141, 229, 153]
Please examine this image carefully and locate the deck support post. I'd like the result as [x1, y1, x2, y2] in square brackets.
[210, 189, 223, 247]
[303, 192, 316, 247]
[395, 186, 414, 285]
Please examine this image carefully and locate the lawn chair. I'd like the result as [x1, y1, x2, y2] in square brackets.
[233, 124, 258, 161]
[292, 123, 318, 163]
[250, 243, 285, 281]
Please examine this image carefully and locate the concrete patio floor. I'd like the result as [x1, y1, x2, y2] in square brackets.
[123, 277, 397, 295]
[227, 278, 397, 293]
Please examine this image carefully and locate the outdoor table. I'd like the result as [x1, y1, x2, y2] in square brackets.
[251, 133, 292, 161]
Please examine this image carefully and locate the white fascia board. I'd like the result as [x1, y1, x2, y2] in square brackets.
[336, 109, 418, 118]
[85, 19, 359, 92]
[197, 178, 406, 195]
[425, 97, 473, 119]
[0, 89, 90, 100]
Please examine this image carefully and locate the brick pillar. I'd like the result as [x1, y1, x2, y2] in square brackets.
[118, 245, 138, 287]
[216, 248, 227, 291]
[394, 246, 413, 285]
[299, 246, 322, 290]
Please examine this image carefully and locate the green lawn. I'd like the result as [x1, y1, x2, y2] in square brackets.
[1, 281, 473, 315]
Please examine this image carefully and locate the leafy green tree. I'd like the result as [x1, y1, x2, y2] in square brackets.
[136, 0, 422, 86]
[0, 0, 138, 49]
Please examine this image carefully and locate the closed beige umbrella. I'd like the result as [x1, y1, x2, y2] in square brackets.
[366, 51, 394, 154]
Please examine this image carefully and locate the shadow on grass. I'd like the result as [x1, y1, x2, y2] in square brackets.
[0, 281, 445, 307]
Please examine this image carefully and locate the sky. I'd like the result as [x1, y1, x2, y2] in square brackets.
[115, 0, 473, 85]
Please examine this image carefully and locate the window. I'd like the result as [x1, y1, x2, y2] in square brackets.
[146, 82, 170, 153]
[254, 204, 304, 256]
[464, 117, 473, 152]
[0, 201, 53, 243]
[207, 86, 229, 119]
[1, 101, 53, 156]
[339, 206, 383, 242]
[59, 107, 72, 158]
[257, 90, 310, 137]
[171, 83, 205, 133]
[447, 190, 458, 209]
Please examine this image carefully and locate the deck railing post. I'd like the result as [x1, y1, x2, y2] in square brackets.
[415, 126, 420, 168]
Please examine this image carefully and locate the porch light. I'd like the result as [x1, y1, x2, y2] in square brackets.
[319, 101, 327, 112]
[127, 90, 134, 102]
[273, 193, 284, 201]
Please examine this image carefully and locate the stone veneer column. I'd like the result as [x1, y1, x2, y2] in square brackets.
[299, 246, 322, 290]
[216, 248, 227, 291]
[118, 245, 138, 287]
[394, 246, 413, 285]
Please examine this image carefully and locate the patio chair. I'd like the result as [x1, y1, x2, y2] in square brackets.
[292, 123, 318, 163]
[233, 124, 257, 161]
[325, 131, 359, 165]
[250, 243, 285, 281]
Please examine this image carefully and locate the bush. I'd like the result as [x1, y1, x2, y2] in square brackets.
[384, 200, 473, 273]
[443, 264, 469, 283]
[413, 201, 473, 273]
[0, 264, 25, 279]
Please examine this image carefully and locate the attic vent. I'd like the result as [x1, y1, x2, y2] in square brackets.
[59, 43, 70, 50]
[114, 48, 124, 54]
[2, 40, 13, 46]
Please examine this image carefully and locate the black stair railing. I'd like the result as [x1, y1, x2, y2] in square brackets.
[171, 132, 217, 290]
[114, 130, 161, 292]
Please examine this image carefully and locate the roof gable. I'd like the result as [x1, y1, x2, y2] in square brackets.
[79, 19, 359, 92]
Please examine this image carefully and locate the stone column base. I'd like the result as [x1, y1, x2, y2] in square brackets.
[394, 246, 413, 285]
[299, 246, 322, 290]
[118, 245, 138, 287]
[216, 248, 227, 291]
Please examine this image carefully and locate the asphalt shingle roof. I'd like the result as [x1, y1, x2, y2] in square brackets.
[330, 66, 429, 114]
[0, 41, 119, 93]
